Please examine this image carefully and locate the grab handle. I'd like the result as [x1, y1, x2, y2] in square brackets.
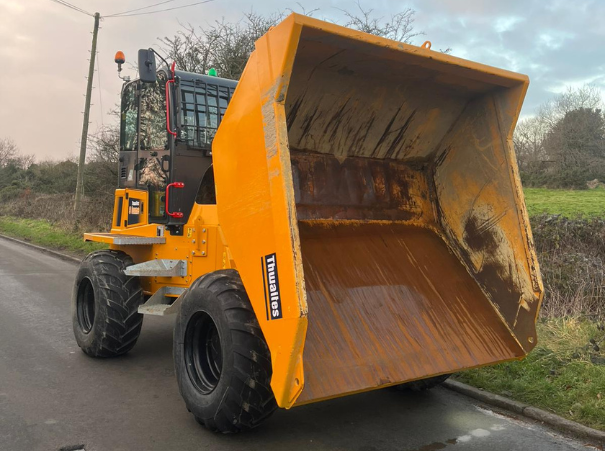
[165, 182, 184, 218]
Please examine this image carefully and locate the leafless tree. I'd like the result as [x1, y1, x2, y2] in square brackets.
[159, 6, 426, 80]
[0, 137, 18, 167]
[514, 116, 549, 171]
[83, 125, 122, 198]
[514, 85, 604, 181]
[158, 24, 212, 74]
[88, 125, 120, 166]
[286, 3, 319, 17]
[0, 137, 34, 170]
[159, 11, 282, 79]
[539, 85, 603, 129]
[338, 2, 421, 43]
[16, 153, 36, 170]
[205, 12, 283, 79]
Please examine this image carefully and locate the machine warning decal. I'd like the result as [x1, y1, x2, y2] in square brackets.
[262, 253, 283, 320]
[128, 199, 140, 215]
[128, 198, 140, 225]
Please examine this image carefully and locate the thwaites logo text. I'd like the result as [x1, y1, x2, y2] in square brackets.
[262, 253, 283, 320]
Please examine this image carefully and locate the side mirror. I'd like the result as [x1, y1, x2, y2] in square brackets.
[138, 49, 157, 83]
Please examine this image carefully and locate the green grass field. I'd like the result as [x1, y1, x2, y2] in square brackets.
[456, 319, 605, 431]
[0, 216, 106, 256]
[524, 188, 605, 217]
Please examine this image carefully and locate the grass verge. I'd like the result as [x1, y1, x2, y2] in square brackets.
[0, 216, 107, 257]
[524, 188, 605, 217]
[455, 318, 605, 431]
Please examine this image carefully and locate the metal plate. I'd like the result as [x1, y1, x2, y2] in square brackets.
[295, 222, 524, 405]
[124, 259, 187, 277]
[84, 233, 166, 245]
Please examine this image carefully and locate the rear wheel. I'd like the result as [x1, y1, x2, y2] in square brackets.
[395, 374, 451, 391]
[72, 250, 144, 357]
[174, 270, 277, 433]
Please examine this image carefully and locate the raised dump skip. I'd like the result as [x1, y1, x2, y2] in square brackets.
[213, 14, 543, 408]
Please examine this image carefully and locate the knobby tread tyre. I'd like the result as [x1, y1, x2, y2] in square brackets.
[72, 250, 144, 358]
[174, 270, 277, 434]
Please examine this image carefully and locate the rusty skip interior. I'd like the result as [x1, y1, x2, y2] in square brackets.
[281, 26, 542, 404]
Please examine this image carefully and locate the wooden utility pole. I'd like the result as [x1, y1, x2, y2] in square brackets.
[74, 12, 100, 213]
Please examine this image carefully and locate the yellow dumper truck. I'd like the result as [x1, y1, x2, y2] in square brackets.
[72, 14, 543, 433]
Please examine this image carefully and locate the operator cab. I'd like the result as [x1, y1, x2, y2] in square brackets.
[116, 49, 237, 233]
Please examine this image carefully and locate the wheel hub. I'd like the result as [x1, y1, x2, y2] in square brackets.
[76, 277, 95, 334]
[184, 312, 222, 394]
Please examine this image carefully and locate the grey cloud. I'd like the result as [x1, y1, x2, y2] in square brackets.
[412, 0, 605, 114]
[1, 0, 602, 159]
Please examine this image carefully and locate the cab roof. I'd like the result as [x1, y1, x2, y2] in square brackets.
[173, 68, 238, 88]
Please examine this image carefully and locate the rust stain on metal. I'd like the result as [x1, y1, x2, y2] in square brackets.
[295, 222, 524, 404]
[431, 94, 542, 351]
[291, 151, 433, 223]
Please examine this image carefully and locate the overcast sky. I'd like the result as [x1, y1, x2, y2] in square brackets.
[1, 0, 603, 160]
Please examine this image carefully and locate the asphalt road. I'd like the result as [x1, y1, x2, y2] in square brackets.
[0, 236, 597, 451]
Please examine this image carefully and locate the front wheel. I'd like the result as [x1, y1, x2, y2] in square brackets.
[72, 250, 144, 357]
[173, 270, 277, 433]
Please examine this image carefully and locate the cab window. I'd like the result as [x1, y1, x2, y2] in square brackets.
[120, 83, 138, 151]
[139, 73, 167, 151]
[179, 80, 235, 149]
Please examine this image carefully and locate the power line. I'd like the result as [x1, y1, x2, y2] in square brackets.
[106, 0, 178, 17]
[105, 0, 213, 18]
[50, 0, 91, 15]
[48, 0, 93, 16]
[50, 0, 213, 20]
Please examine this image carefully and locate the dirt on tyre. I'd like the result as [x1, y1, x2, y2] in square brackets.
[174, 270, 277, 433]
[395, 374, 451, 391]
[72, 250, 144, 358]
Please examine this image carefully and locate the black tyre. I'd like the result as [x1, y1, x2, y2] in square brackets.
[174, 270, 277, 433]
[72, 250, 144, 358]
[395, 374, 451, 392]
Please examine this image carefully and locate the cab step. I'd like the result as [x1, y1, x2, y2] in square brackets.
[138, 286, 186, 316]
[124, 259, 187, 277]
